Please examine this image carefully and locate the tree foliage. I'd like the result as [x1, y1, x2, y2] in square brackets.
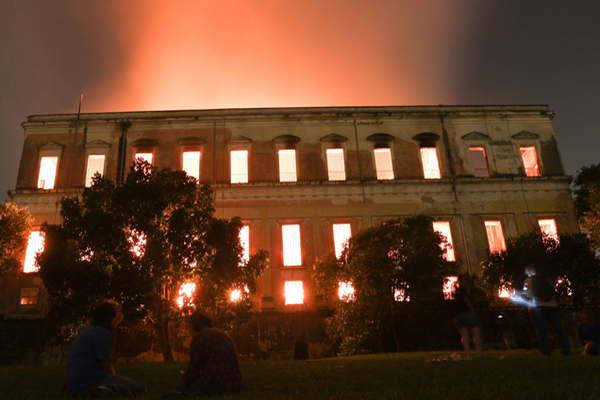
[0, 202, 32, 273]
[38, 161, 268, 360]
[481, 232, 600, 305]
[580, 187, 600, 252]
[573, 163, 600, 219]
[312, 215, 457, 354]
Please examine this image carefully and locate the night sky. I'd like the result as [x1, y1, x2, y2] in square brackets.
[1, 0, 599, 199]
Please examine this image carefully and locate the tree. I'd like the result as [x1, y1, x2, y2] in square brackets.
[0, 202, 32, 273]
[573, 163, 600, 218]
[481, 232, 600, 305]
[580, 187, 600, 252]
[38, 161, 268, 361]
[312, 216, 457, 354]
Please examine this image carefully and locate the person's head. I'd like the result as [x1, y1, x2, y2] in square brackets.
[524, 265, 537, 277]
[190, 312, 212, 332]
[91, 299, 123, 329]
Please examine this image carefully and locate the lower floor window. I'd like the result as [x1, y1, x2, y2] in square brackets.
[284, 281, 304, 305]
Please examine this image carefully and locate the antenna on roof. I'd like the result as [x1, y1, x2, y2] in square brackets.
[76, 93, 84, 121]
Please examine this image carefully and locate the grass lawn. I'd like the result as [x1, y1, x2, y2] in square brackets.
[2, 350, 599, 399]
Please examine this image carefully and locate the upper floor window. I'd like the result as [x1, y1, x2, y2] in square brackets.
[538, 219, 558, 242]
[284, 280, 304, 305]
[432, 221, 455, 261]
[230, 150, 249, 184]
[326, 148, 346, 181]
[239, 225, 250, 264]
[182, 151, 201, 180]
[484, 220, 506, 253]
[373, 148, 394, 180]
[332, 223, 352, 259]
[278, 149, 297, 182]
[37, 156, 58, 189]
[282, 224, 302, 266]
[85, 154, 106, 187]
[468, 146, 489, 178]
[420, 147, 441, 179]
[520, 146, 540, 177]
[135, 152, 153, 165]
[23, 230, 45, 273]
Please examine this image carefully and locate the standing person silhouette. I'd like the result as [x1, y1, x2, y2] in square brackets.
[453, 275, 483, 355]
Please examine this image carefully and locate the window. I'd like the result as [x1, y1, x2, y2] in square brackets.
[373, 148, 394, 180]
[278, 149, 297, 182]
[484, 220, 507, 253]
[468, 147, 489, 177]
[538, 219, 558, 241]
[85, 154, 106, 187]
[20, 288, 39, 306]
[182, 151, 201, 180]
[239, 225, 250, 263]
[282, 224, 302, 266]
[338, 281, 355, 302]
[326, 148, 346, 181]
[284, 281, 304, 305]
[420, 147, 441, 179]
[23, 230, 45, 273]
[520, 146, 540, 177]
[393, 283, 410, 302]
[443, 276, 459, 300]
[332, 223, 351, 259]
[37, 156, 58, 189]
[230, 150, 248, 183]
[432, 221, 455, 261]
[135, 152, 153, 165]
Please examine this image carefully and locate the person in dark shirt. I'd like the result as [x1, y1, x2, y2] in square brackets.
[453, 275, 483, 354]
[163, 312, 243, 397]
[67, 300, 145, 397]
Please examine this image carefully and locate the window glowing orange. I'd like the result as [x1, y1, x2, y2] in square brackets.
[229, 285, 249, 303]
[432, 221, 455, 261]
[20, 288, 39, 305]
[373, 148, 394, 180]
[128, 230, 147, 258]
[284, 281, 304, 305]
[326, 148, 346, 181]
[135, 152, 153, 164]
[393, 284, 410, 302]
[239, 225, 250, 264]
[337, 281, 355, 302]
[442, 276, 459, 300]
[23, 230, 45, 273]
[85, 154, 106, 187]
[282, 224, 302, 266]
[498, 279, 513, 298]
[520, 146, 540, 177]
[484, 220, 506, 253]
[182, 151, 201, 180]
[278, 149, 297, 182]
[332, 223, 351, 259]
[37, 156, 58, 189]
[176, 281, 197, 309]
[538, 219, 558, 242]
[230, 150, 248, 183]
[468, 146, 489, 177]
[420, 147, 441, 179]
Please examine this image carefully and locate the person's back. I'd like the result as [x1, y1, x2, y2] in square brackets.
[68, 325, 112, 394]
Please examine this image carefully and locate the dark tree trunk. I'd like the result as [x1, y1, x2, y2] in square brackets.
[154, 319, 174, 362]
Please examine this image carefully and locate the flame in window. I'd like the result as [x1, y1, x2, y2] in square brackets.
[128, 230, 147, 258]
[37, 156, 58, 189]
[284, 281, 304, 305]
[176, 281, 197, 309]
[337, 281, 355, 302]
[442, 276, 458, 300]
[23, 231, 45, 273]
[229, 285, 250, 303]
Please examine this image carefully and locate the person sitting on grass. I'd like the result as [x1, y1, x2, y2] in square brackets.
[163, 312, 243, 398]
[67, 300, 145, 397]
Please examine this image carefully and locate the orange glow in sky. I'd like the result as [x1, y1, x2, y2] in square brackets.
[83, 0, 473, 112]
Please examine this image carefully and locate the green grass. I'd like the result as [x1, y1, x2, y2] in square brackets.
[2, 351, 599, 399]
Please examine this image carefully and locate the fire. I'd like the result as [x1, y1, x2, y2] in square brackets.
[442, 276, 458, 300]
[229, 285, 250, 303]
[176, 281, 197, 309]
[337, 281, 355, 302]
[498, 280, 513, 299]
[393, 284, 410, 302]
[128, 229, 146, 258]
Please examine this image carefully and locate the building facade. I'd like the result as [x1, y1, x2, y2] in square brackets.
[2, 105, 577, 317]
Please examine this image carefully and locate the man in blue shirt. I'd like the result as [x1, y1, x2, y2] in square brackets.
[67, 300, 145, 397]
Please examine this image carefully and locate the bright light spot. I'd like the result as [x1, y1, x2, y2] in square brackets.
[326, 148, 346, 181]
[230, 150, 248, 183]
[337, 281, 355, 302]
[393, 284, 410, 302]
[229, 285, 249, 303]
[278, 149, 297, 182]
[555, 276, 573, 297]
[373, 148, 394, 180]
[239, 225, 250, 264]
[135, 152, 153, 164]
[85, 154, 106, 187]
[176, 281, 197, 309]
[182, 151, 201, 180]
[128, 230, 147, 258]
[420, 147, 441, 179]
[332, 223, 351, 259]
[520, 146, 540, 177]
[538, 219, 559, 242]
[282, 224, 302, 266]
[498, 280, 513, 298]
[23, 231, 45, 273]
[284, 281, 304, 305]
[442, 276, 458, 300]
[484, 220, 506, 253]
[37, 156, 58, 189]
[432, 221, 455, 262]
[468, 146, 489, 177]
